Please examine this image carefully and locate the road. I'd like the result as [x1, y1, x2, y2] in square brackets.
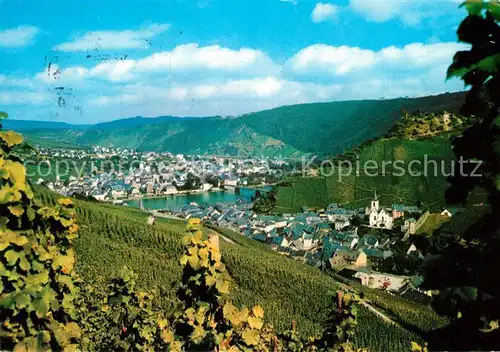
[338, 282, 400, 327]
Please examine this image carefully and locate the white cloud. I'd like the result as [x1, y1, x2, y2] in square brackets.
[311, 3, 339, 23]
[136, 44, 275, 73]
[37, 44, 278, 83]
[85, 77, 343, 118]
[349, 0, 461, 26]
[0, 74, 34, 88]
[287, 41, 468, 76]
[54, 23, 170, 51]
[0, 25, 40, 47]
[4, 40, 466, 122]
[90, 60, 137, 81]
[350, 0, 405, 23]
[88, 94, 140, 107]
[287, 44, 376, 75]
[0, 91, 49, 105]
[378, 42, 467, 67]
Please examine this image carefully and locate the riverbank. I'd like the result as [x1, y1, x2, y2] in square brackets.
[124, 187, 225, 201]
[123, 184, 273, 202]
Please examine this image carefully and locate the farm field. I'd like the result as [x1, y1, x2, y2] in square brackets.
[416, 214, 451, 236]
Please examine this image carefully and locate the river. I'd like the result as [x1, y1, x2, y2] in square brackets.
[126, 186, 272, 210]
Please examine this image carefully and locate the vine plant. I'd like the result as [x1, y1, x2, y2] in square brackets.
[0, 119, 81, 350]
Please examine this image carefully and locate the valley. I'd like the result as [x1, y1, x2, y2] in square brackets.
[5, 92, 465, 157]
[1, 90, 496, 351]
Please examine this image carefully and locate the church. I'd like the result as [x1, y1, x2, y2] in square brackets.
[365, 192, 394, 230]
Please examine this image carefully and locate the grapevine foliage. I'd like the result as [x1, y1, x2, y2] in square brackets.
[0, 123, 81, 350]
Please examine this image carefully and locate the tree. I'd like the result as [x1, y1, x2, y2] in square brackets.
[0, 112, 7, 130]
[421, 1, 500, 349]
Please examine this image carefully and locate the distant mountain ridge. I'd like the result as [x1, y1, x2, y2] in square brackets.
[3, 115, 202, 131]
[92, 115, 204, 130]
[6, 92, 466, 156]
[3, 120, 90, 130]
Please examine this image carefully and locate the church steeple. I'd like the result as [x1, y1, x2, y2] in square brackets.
[371, 190, 379, 211]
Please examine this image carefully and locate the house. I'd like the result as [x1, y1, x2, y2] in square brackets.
[289, 233, 318, 251]
[334, 217, 350, 231]
[224, 178, 238, 188]
[377, 236, 396, 250]
[401, 218, 417, 234]
[440, 209, 452, 217]
[305, 252, 323, 268]
[392, 204, 405, 219]
[264, 221, 288, 233]
[366, 192, 393, 229]
[440, 208, 464, 217]
[253, 233, 267, 243]
[91, 191, 107, 201]
[354, 270, 409, 291]
[110, 188, 126, 199]
[329, 230, 359, 250]
[147, 215, 155, 226]
[329, 248, 367, 268]
[406, 243, 418, 255]
[364, 248, 393, 261]
[272, 235, 289, 248]
[146, 183, 154, 195]
[164, 184, 179, 195]
[129, 187, 141, 198]
[405, 243, 424, 259]
[403, 205, 421, 214]
[201, 183, 213, 191]
[359, 234, 379, 248]
[327, 203, 340, 211]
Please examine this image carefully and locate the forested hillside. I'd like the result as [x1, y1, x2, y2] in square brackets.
[6, 92, 465, 156]
[273, 109, 487, 213]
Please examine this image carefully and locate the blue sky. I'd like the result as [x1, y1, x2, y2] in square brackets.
[1, 0, 468, 124]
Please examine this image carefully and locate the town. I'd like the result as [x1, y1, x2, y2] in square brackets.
[164, 191, 462, 304]
[28, 145, 296, 201]
[28, 145, 464, 304]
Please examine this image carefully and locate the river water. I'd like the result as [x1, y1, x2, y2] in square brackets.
[126, 187, 271, 210]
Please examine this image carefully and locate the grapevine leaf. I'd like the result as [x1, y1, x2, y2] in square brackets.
[252, 305, 264, 318]
[52, 249, 75, 273]
[0, 231, 28, 250]
[205, 274, 216, 287]
[15, 294, 31, 310]
[216, 279, 229, 294]
[0, 131, 23, 147]
[241, 328, 260, 346]
[179, 255, 189, 266]
[5, 249, 21, 266]
[248, 316, 263, 330]
[8, 205, 24, 216]
[190, 325, 206, 344]
[187, 255, 200, 270]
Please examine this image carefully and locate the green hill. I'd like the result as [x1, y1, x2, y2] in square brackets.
[33, 186, 437, 350]
[11, 92, 465, 157]
[274, 135, 487, 213]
